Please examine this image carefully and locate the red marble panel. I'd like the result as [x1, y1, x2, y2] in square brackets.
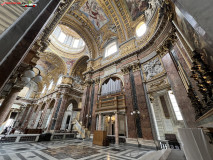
[123, 73, 137, 138]
[133, 70, 153, 140]
[162, 53, 196, 127]
[91, 84, 99, 133]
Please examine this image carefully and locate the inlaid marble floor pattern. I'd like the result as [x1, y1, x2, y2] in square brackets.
[0, 139, 155, 160]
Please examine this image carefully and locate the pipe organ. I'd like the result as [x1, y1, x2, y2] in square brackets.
[101, 78, 121, 96]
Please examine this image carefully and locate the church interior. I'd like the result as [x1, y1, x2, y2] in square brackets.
[0, 0, 213, 159]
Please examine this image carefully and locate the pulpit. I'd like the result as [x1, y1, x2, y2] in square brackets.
[93, 130, 109, 146]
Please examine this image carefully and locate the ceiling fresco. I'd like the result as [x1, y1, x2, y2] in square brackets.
[80, 0, 109, 30]
[36, 59, 56, 75]
[125, 0, 149, 21]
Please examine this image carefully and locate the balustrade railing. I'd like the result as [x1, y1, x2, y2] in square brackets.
[158, 140, 181, 150]
[0, 133, 76, 144]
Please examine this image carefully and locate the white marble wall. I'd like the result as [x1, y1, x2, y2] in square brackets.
[150, 91, 184, 141]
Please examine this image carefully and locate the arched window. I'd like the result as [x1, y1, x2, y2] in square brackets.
[73, 39, 80, 48]
[41, 85, 46, 94]
[101, 77, 122, 95]
[136, 22, 147, 37]
[57, 76, 63, 86]
[168, 90, 183, 121]
[58, 31, 66, 43]
[48, 80, 54, 90]
[105, 41, 118, 57]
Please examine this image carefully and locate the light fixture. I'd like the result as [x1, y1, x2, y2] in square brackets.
[24, 69, 35, 78]
[21, 66, 42, 84]
[86, 114, 91, 118]
[21, 77, 31, 84]
[130, 110, 140, 115]
[34, 75, 42, 83]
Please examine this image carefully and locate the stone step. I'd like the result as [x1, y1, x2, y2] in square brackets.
[139, 149, 171, 160]
[126, 138, 157, 149]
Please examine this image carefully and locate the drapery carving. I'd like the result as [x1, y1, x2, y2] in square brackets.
[143, 57, 164, 80]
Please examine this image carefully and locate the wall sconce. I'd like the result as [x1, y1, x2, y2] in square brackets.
[130, 110, 140, 115]
[86, 114, 91, 118]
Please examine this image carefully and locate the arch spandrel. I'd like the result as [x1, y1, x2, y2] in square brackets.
[69, 55, 89, 78]
[36, 51, 67, 93]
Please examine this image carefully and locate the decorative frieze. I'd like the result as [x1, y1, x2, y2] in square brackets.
[146, 76, 170, 93]
[121, 62, 141, 75]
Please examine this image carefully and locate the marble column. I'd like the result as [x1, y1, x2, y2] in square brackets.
[115, 112, 119, 145]
[47, 96, 61, 131]
[39, 99, 51, 128]
[91, 82, 99, 133]
[109, 116, 112, 135]
[54, 94, 69, 130]
[0, 87, 21, 126]
[22, 105, 35, 129]
[98, 113, 102, 130]
[31, 103, 42, 128]
[80, 85, 91, 127]
[19, 106, 30, 128]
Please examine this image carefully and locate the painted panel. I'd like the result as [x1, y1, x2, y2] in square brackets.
[80, 0, 109, 30]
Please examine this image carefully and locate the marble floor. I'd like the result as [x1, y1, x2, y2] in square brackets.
[0, 139, 158, 160]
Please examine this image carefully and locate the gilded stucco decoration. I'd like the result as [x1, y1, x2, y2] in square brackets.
[70, 55, 89, 81]
[146, 76, 170, 93]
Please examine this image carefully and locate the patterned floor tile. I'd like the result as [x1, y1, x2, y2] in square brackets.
[0, 139, 156, 160]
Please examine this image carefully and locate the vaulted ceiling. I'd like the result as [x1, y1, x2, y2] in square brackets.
[36, 0, 161, 91]
[60, 0, 159, 59]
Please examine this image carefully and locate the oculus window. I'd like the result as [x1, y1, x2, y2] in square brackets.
[136, 22, 147, 37]
[168, 91, 183, 121]
[105, 41, 118, 57]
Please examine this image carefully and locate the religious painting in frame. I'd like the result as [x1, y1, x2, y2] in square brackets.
[80, 0, 109, 30]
